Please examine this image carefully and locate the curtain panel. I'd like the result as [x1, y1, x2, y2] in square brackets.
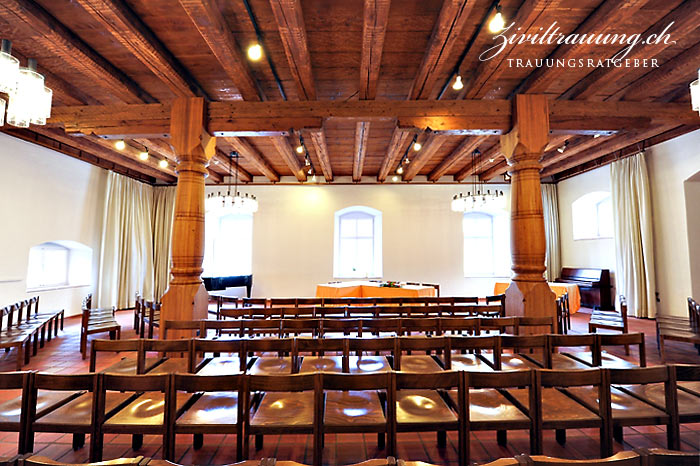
[541, 184, 561, 282]
[611, 152, 657, 318]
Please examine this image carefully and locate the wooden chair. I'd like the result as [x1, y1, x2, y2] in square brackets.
[656, 299, 700, 362]
[485, 294, 506, 317]
[490, 335, 549, 371]
[444, 335, 499, 372]
[567, 333, 646, 369]
[321, 372, 394, 457]
[438, 317, 480, 336]
[393, 371, 464, 461]
[89, 339, 151, 374]
[346, 337, 395, 373]
[80, 305, 121, 360]
[295, 337, 348, 373]
[169, 373, 244, 461]
[0, 306, 32, 370]
[526, 334, 597, 370]
[246, 338, 295, 375]
[245, 373, 321, 464]
[589, 295, 630, 352]
[281, 318, 321, 338]
[191, 338, 246, 375]
[0, 371, 31, 453]
[141, 339, 192, 374]
[394, 336, 446, 373]
[23, 456, 144, 466]
[141, 301, 161, 339]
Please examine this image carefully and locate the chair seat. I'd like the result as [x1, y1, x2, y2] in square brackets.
[248, 356, 293, 375]
[251, 391, 314, 427]
[105, 392, 189, 427]
[324, 390, 385, 427]
[679, 381, 700, 397]
[197, 358, 243, 375]
[508, 388, 599, 425]
[147, 357, 189, 374]
[448, 388, 529, 426]
[528, 353, 591, 370]
[348, 356, 391, 374]
[442, 354, 494, 372]
[396, 389, 456, 426]
[618, 383, 700, 417]
[482, 354, 539, 371]
[176, 392, 238, 427]
[36, 392, 133, 427]
[102, 357, 161, 375]
[0, 390, 79, 425]
[398, 355, 443, 373]
[299, 355, 343, 373]
[565, 351, 639, 369]
[567, 386, 667, 422]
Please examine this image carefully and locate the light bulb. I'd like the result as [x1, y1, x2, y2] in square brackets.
[296, 144, 304, 154]
[392, 175, 399, 182]
[452, 75, 464, 91]
[413, 142, 422, 151]
[593, 134, 601, 138]
[159, 159, 168, 168]
[557, 146, 565, 154]
[311, 174, 317, 182]
[139, 150, 149, 161]
[489, 158, 494, 162]
[396, 166, 404, 174]
[247, 43, 263, 61]
[115, 140, 126, 151]
[405, 158, 410, 164]
[489, 9, 505, 33]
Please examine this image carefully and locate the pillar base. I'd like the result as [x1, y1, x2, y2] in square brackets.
[160, 282, 209, 339]
[505, 280, 556, 334]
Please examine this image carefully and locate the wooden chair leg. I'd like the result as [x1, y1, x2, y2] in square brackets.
[15, 344, 23, 371]
[132, 434, 143, 450]
[497, 430, 507, 446]
[624, 344, 630, 356]
[377, 432, 385, 449]
[255, 434, 263, 451]
[24, 340, 31, 364]
[555, 429, 566, 445]
[72, 433, 85, 450]
[193, 433, 203, 449]
[659, 336, 667, 362]
[437, 430, 446, 448]
[613, 425, 623, 443]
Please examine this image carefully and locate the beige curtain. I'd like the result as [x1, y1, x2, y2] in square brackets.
[152, 186, 176, 301]
[97, 172, 154, 308]
[541, 184, 561, 282]
[611, 152, 656, 318]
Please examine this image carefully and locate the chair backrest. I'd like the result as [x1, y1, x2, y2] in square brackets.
[161, 320, 203, 340]
[394, 336, 447, 371]
[245, 337, 294, 360]
[296, 297, 323, 307]
[142, 338, 192, 360]
[400, 317, 440, 335]
[242, 297, 268, 308]
[599, 333, 646, 366]
[548, 334, 599, 367]
[281, 318, 321, 337]
[608, 366, 676, 422]
[485, 294, 506, 316]
[29, 373, 97, 428]
[269, 297, 298, 307]
[453, 296, 480, 305]
[192, 338, 246, 373]
[498, 335, 550, 369]
[347, 337, 397, 356]
[537, 368, 609, 419]
[480, 316, 518, 334]
[320, 318, 359, 336]
[90, 338, 142, 373]
[358, 318, 401, 337]
[239, 318, 282, 338]
[445, 336, 500, 370]
[517, 316, 556, 334]
[439, 317, 480, 335]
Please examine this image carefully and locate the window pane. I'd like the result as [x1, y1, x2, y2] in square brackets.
[463, 213, 492, 238]
[464, 238, 493, 276]
[339, 217, 357, 238]
[597, 198, 613, 238]
[203, 213, 253, 276]
[356, 217, 373, 237]
[334, 207, 382, 278]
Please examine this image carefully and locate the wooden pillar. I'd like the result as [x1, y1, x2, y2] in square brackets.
[160, 97, 216, 339]
[501, 95, 556, 325]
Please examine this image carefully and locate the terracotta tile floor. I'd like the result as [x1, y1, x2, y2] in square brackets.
[0, 307, 699, 465]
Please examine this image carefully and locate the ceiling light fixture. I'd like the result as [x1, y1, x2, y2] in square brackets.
[2, 47, 53, 128]
[296, 144, 304, 154]
[138, 149, 149, 161]
[311, 174, 317, 183]
[413, 141, 422, 151]
[593, 134, 601, 138]
[0, 39, 19, 95]
[392, 175, 399, 182]
[488, 5, 505, 33]
[557, 141, 569, 154]
[247, 43, 263, 61]
[451, 149, 504, 212]
[206, 151, 258, 215]
[115, 140, 126, 151]
[159, 159, 168, 169]
[396, 166, 404, 175]
[452, 75, 464, 91]
[690, 68, 700, 115]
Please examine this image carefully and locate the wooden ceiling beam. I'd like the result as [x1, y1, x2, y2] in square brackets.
[269, 0, 316, 101]
[402, 133, 447, 181]
[74, 0, 207, 99]
[377, 127, 414, 182]
[561, 1, 700, 101]
[89, 136, 178, 178]
[463, 0, 553, 99]
[0, 0, 155, 104]
[211, 148, 253, 183]
[478, 160, 509, 182]
[540, 135, 609, 169]
[179, 0, 262, 101]
[360, 0, 390, 100]
[514, 0, 650, 95]
[270, 136, 307, 182]
[408, 0, 474, 100]
[306, 128, 334, 182]
[352, 122, 370, 182]
[226, 137, 279, 182]
[427, 135, 487, 181]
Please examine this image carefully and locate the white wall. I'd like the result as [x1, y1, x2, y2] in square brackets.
[646, 129, 700, 317]
[206, 183, 511, 298]
[0, 132, 107, 317]
[557, 166, 617, 287]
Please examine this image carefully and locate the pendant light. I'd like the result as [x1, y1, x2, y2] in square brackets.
[206, 151, 258, 215]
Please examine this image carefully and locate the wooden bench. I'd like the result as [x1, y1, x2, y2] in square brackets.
[656, 297, 700, 362]
[80, 296, 121, 359]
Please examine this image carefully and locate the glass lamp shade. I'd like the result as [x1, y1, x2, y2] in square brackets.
[691, 71, 700, 113]
[0, 98, 5, 126]
[30, 86, 52, 125]
[6, 67, 45, 128]
[0, 50, 19, 94]
[206, 192, 258, 215]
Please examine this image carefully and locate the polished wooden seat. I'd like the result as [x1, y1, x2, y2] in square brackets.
[0, 371, 31, 453]
[80, 305, 121, 360]
[395, 336, 446, 373]
[526, 451, 640, 465]
[191, 339, 246, 375]
[23, 456, 144, 466]
[295, 338, 346, 373]
[486, 335, 549, 371]
[442, 335, 499, 373]
[247, 338, 295, 375]
[527, 334, 596, 370]
[617, 379, 700, 423]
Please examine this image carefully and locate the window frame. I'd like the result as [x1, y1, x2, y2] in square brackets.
[462, 209, 511, 278]
[203, 211, 254, 278]
[26, 241, 92, 292]
[333, 206, 383, 279]
[572, 191, 613, 241]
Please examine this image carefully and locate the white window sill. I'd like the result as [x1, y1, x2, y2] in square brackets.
[26, 283, 91, 293]
[573, 236, 613, 241]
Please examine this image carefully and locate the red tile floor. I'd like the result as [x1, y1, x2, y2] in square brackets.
[0, 308, 699, 465]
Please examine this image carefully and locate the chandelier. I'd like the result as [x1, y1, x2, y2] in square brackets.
[691, 68, 700, 116]
[206, 151, 258, 215]
[451, 149, 505, 212]
[0, 40, 52, 128]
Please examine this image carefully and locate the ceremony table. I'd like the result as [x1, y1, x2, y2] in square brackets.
[316, 281, 436, 298]
[493, 281, 581, 313]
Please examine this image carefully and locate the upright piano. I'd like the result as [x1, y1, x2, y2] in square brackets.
[202, 275, 253, 297]
[556, 267, 612, 310]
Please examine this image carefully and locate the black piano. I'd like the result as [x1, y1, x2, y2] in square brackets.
[202, 275, 253, 297]
[556, 267, 612, 310]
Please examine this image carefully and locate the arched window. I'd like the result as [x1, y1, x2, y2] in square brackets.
[26, 241, 92, 290]
[203, 212, 253, 277]
[463, 210, 510, 277]
[333, 206, 382, 278]
[572, 191, 613, 240]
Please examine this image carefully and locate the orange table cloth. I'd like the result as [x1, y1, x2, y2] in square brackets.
[493, 281, 581, 313]
[316, 281, 436, 298]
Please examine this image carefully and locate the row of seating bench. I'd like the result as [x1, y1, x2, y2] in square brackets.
[1, 365, 699, 466]
[0, 297, 64, 370]
[656, 297, 700, 361]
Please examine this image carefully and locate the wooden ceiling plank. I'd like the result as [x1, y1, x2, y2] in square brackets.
[560, 1, 700, 101]
[270, 136, 307, 182]
[307, 129, 334, 182]
[515, 0, 651, 95]
[0, 0, 155, 104]
[377, 127, 413, 182]
[402, 133, 447, 181]
[74, 0, 207, 98]
[428, 135, 487, 181]
[268, 0, 316, 100]
[360, 0, 390, 100]
[352, 122, 371, 181]
[179, 0, 262, 101]
[226, 137, 279, 182]
[408, 0, 474, 100]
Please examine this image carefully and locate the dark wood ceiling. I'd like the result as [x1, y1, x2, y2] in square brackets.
[1, 0, 698, 184]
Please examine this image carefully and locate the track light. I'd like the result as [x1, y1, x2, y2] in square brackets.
[396, 166, 404, 175]
[413, 142, 422, 151]
[489, 5, 505, 33]
[392, 175, 399, 182]
[557, 141, 569, 154]
[115, 140, 126, 151]
[307, 167, 313, 175]
[489, 158, 494, 163]
[159, 159, 168, 169]
[247, 43, 263, 61]
[405, 157, 410, 164]
[593, 134, 601, 138]
[452, 75, 464, 91]
[296, 144, 304, 154]
[311, 174, 317, 182]
[138, 149, 149, 161]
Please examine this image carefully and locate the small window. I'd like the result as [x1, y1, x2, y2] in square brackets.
[463, 210, 511, 278]
[572, 192, 613, 240]
[203, 212, 253, 277]
[333, 206, 382, 278]
[26, 241, 92, 291]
